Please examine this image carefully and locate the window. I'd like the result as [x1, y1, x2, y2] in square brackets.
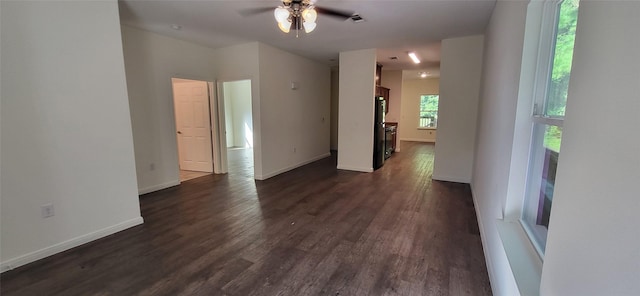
[521, 0, 579, 256]
[419, 95, 439, 128]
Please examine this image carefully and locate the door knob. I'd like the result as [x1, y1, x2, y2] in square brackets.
[177, 131, 182, 134]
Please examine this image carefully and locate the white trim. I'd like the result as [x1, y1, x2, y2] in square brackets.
[400, 138, 435, 143]
[417, 127, 437, 130]
[210, 81, 225, 174]
[520, 218, 547, 258]
[256, 153, 332, 180]
[336, 165, 374, 173]
[496, 220, 543, 296]
[432, 174, 470, 184]
[503, 0, 555, 221]
[138, 179, 180, 195]
[0, 217, 144, 273]
[531, 0, 563, 116]
[215, 80, 229, 174]
[532, 116, 563, 127]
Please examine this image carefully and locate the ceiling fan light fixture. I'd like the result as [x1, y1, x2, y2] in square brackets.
[266, 0, 354, 36]
[278, 20, 292, 33]
[302, 8, 317, 23]
[274, 6, 290, 23]
[408, 52, 421, 64]
[303, 21, 316, 33]
[272, 1, 330, 35]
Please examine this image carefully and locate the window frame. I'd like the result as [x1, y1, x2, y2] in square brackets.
[520, 0, 576, 257]
[418, 94, 439, 129]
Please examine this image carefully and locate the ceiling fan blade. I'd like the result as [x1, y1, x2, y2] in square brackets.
[238, 7, 275, 17]
[315, 6, 355, 20]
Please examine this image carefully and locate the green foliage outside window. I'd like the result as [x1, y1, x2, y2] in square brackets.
[419, 95, 439, 128]
[544, 0, 578, 152]
[546, 0, 579, 117]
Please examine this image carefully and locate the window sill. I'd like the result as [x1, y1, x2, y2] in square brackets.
[417, 127, 437, 130]
[496, 220, 542, 296]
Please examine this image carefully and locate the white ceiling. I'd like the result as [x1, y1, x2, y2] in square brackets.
[119, 0, 496, 72]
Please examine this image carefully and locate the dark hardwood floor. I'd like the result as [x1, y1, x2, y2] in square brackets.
[0, 142, 492, 296]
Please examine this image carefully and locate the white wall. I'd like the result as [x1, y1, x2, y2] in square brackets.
[540, 2, 640, 294]
[0, 0, 142, 271]
[399, 78, 440, 143]
[124, 34, 328, 183]
[473, 1, 640, 295]
[223, 85, 235, 147]
[121, 26, 218, 194]
[337, 49, 377, 172]
[257, 43, 331, 179]
[434, 35, 484, 183]
[224, 80, 252, 148]
[380, 70, 403, 151]
[471, 1, 529, 295]
[213, 42, 262, 177]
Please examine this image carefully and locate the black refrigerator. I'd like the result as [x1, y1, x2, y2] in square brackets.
[373, 97, 386, 170]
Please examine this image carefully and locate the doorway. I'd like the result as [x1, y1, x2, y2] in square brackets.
[171, 78, 214, 182]
[220, 79, 254, 178]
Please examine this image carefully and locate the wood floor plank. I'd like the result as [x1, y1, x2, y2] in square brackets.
[291, 241, 354, 296]
[0, 142, 492, 296]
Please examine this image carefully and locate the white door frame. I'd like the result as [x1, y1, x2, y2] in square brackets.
[211, 81, 227, 174]
[216, 78, 256, 176]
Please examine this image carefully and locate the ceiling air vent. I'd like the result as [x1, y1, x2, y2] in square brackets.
[350, 14, 365, 23]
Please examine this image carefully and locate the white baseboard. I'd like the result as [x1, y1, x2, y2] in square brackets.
[400, 138, 436, 143]
[470, 184, 500, 296]
[256, 152, 332, 180]
[138, 179, 180, 195]
[1, 217, 144, 273]
[432, 174, 470, 183]
[336, 165, 374, 173]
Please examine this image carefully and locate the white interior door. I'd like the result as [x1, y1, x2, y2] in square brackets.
[172, 79, 213, 172]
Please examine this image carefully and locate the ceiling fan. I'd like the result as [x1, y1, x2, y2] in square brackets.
[240, 0, 356, 36]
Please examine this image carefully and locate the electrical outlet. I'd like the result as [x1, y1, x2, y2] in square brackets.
[41, 204, 55, 218]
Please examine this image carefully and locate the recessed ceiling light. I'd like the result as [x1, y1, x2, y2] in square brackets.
[420, 72, 428, 78]
[171, 24, 182, 30]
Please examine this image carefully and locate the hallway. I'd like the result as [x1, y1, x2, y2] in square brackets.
[1, 142, 491, 296]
